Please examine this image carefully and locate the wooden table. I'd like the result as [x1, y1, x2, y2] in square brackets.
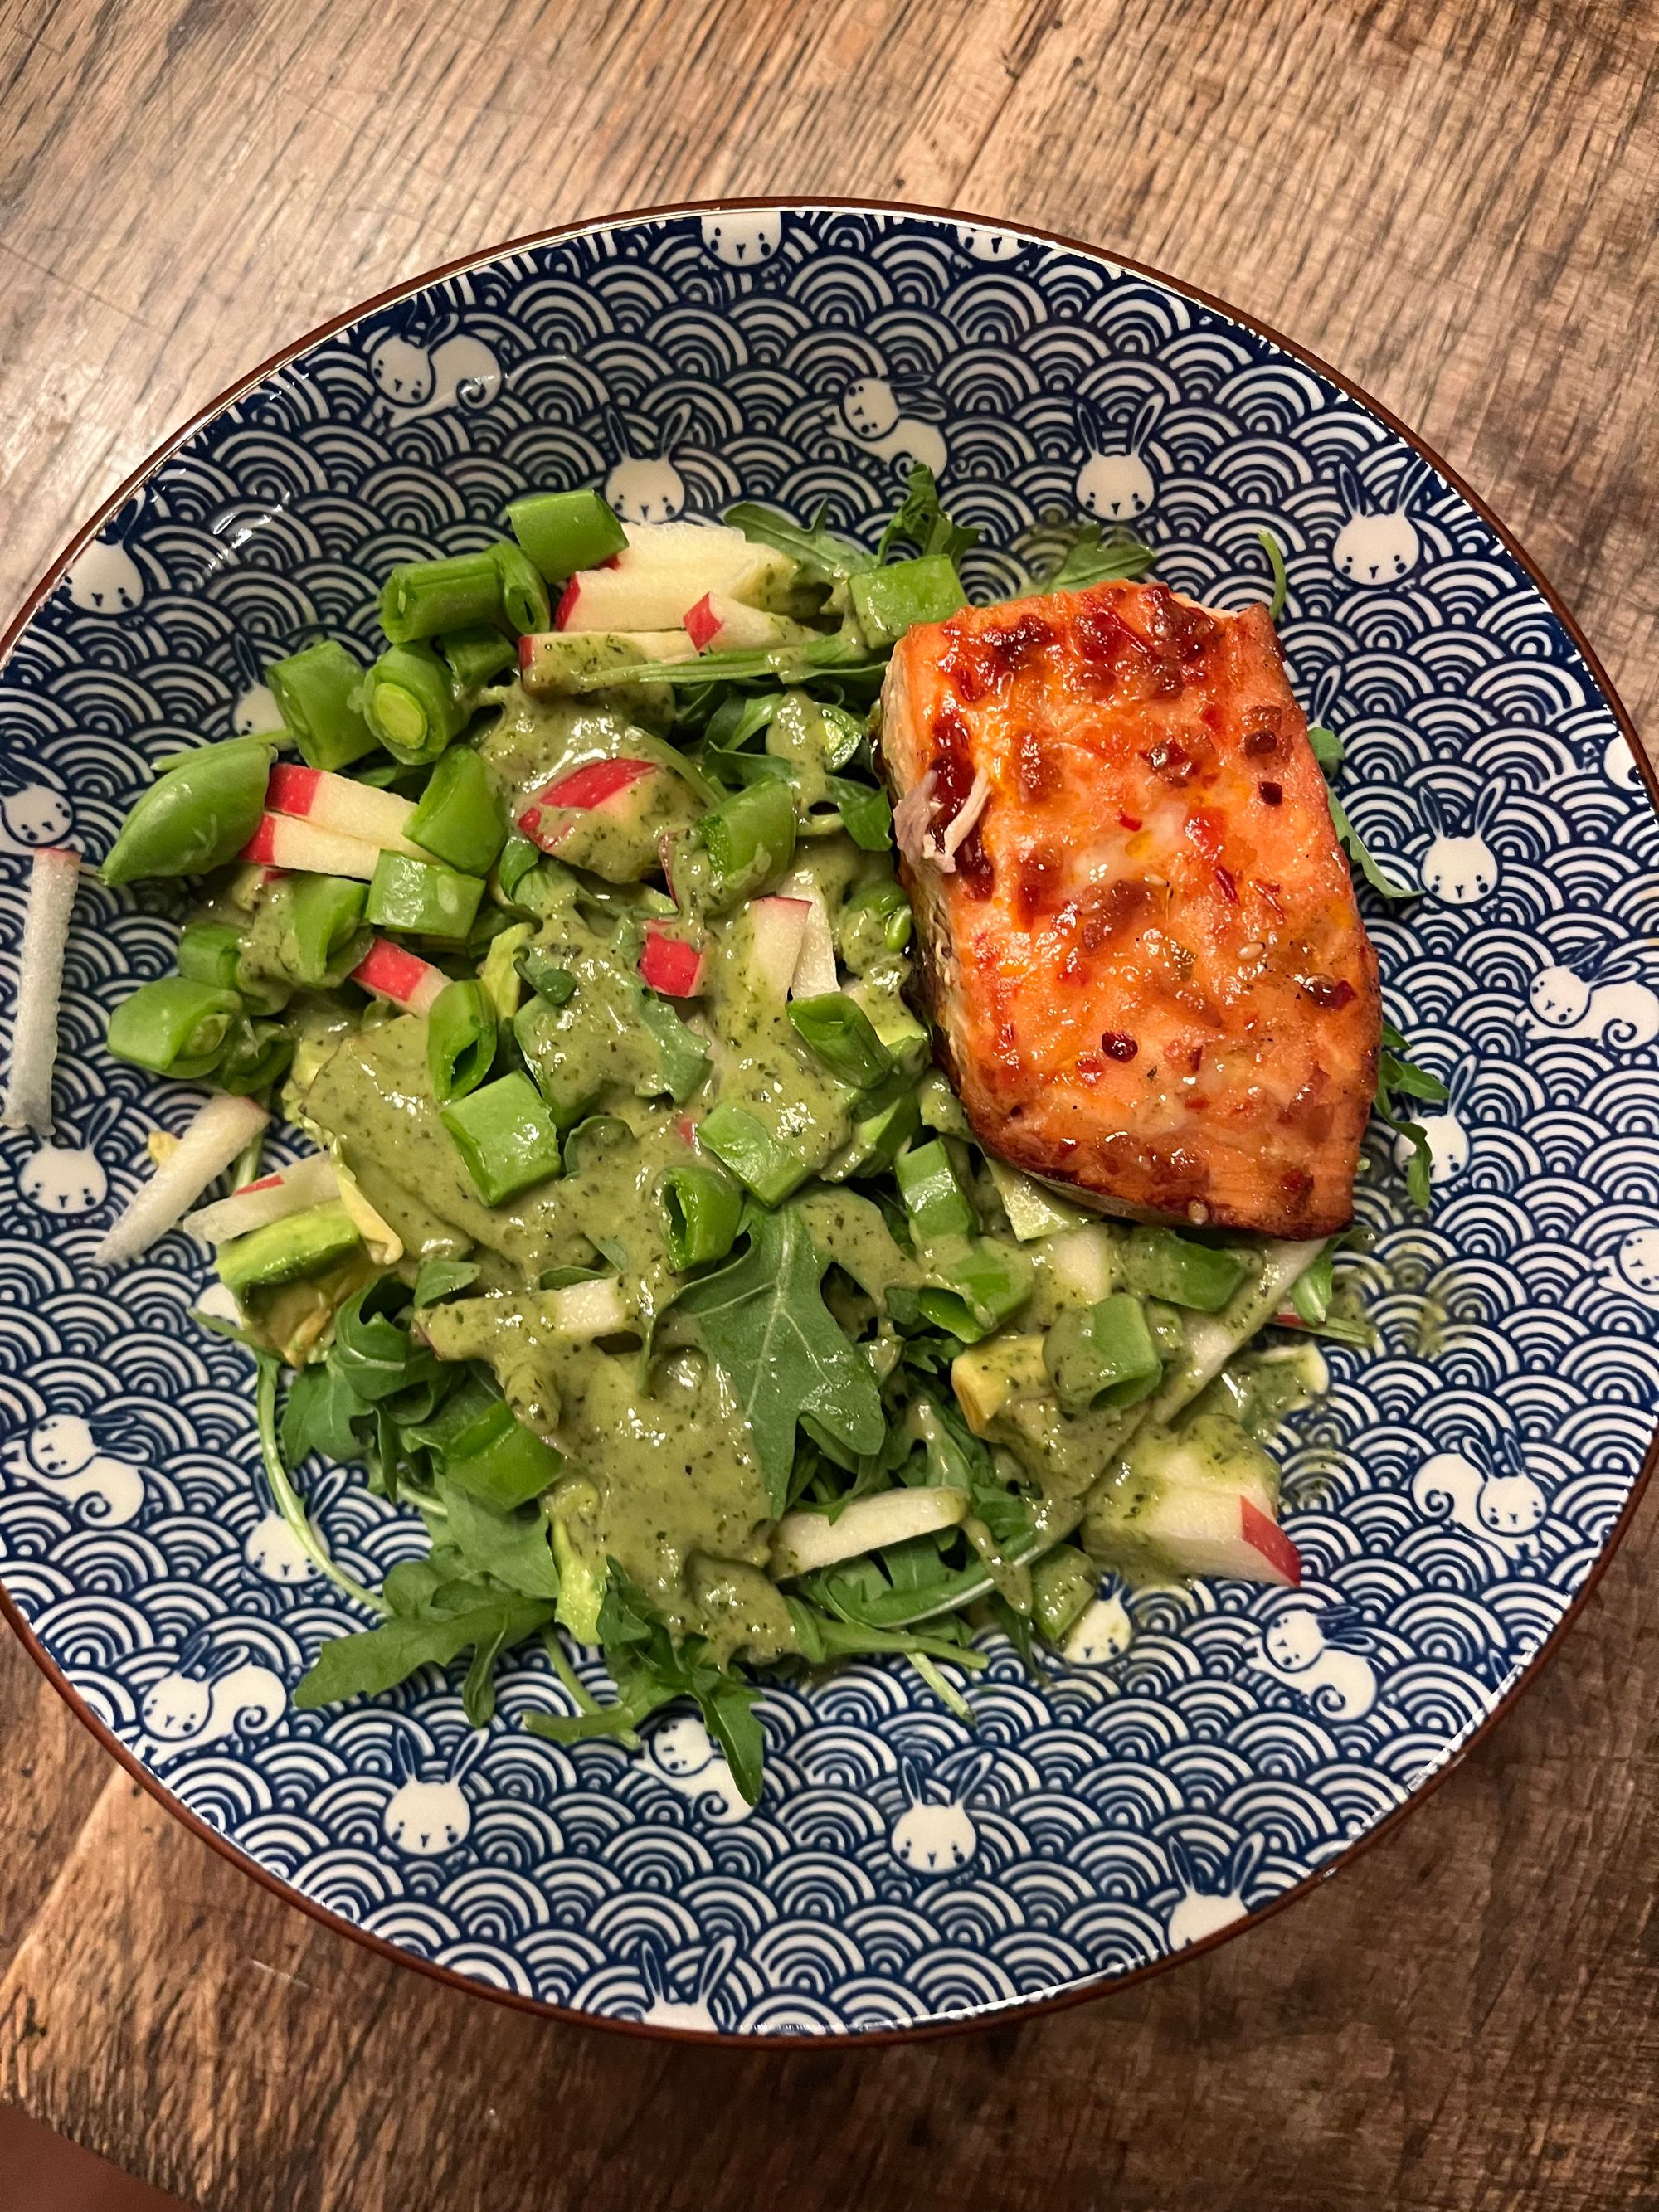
[2, 2, 1655, 2205]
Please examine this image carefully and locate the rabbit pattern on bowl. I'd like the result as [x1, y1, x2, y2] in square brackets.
[0, 205, 1652, 2037]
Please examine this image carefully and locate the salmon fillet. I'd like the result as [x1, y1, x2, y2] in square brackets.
[879, 579, 1380, 1238]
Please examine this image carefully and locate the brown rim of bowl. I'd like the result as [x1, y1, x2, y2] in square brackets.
[0, 197, 1652, 2051]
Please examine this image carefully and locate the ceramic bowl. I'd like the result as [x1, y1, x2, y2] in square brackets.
[0, 201, 1650, 2041]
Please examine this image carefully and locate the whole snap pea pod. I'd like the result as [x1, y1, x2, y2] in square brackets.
[103, 737, 275, 886]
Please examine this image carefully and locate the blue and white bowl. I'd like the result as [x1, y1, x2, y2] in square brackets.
[0, 201, 1651, 2041]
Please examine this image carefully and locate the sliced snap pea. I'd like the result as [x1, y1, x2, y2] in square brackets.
[788, 992, 895, 1091]
[1043, 1291, 1163, 1415]
[426, 980, 498, 1104]
[1121, 1227, 1250, 1312]
[699, 780, 796, 911]
[916, 1239, 1031, 1342]
[380, 552, 504, 646]
[105, 978, 243, 1078]
[698, 1101, 810, 1207]
[266, 642, 376, 771]
[362, 643, 469, 764]
[407, 745, 506, 875]
[439, 625, 516, 693]
[507, 489, 627, 581]
[490, 542, 551, 635]
[659, 1162, 743, 1271]
[366, 852, 484, 941]
[441, 1072, 563, 1204]
[280, 874, 370, 987]
[895, 1138, 975, 1240]
[176, 920, 246, 993]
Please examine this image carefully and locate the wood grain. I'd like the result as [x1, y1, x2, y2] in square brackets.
[0, 0, 1655, 2205]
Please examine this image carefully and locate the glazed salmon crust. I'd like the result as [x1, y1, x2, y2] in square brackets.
[880, 579, 1382, 1238]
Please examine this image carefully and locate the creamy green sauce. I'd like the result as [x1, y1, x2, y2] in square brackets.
[293, 685, 1319, 1657]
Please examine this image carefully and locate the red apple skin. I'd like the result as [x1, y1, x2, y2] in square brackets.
[536, 757, 659, 811]
[266, 763, 321, 815]
[351, 938, 446, 1014]
[518, 759, 662, 845]
[640, 927, 706, 997]
[1240, 1498, 1301, 1587]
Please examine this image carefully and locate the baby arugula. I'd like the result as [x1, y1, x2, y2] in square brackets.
[1374, 1017, 1451, 1208]
[674, 1202, 887, 1516]
[527, 1563, 765, 1806]
[877, 464, 980, 566]
[294, 1548, 555, 1726]
[1307, 724, 1415, 902]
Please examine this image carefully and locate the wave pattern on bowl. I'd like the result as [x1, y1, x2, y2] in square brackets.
[0, 206, 1651, 2035]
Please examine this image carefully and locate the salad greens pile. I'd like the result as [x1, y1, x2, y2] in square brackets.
[96, 469, 1430, 1805]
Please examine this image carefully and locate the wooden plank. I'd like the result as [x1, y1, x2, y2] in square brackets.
[0, 1625, 111, 1980]
[0, 0, 1655, 2203]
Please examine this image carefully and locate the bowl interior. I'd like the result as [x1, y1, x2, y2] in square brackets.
[0, 202, 1652, 2039]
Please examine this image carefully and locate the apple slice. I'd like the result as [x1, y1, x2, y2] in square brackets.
[239, 814, 383, 879]
[684, 591, 810, 653]
[350, 937, 450, 1016]
[1085, 1417, 1301, 1589]
[518, 756, 697, 882]
[546, 1276, 631, 1339]
[776, 868, 838, 998]
[640, 925, 706, 997]
[1136, 1483, 1301, 1587]
[732, 894, 810, 1003]
[771, 1486, 969, 1578]
[557, 528, 793, 632]
[266, 763, 424, 857]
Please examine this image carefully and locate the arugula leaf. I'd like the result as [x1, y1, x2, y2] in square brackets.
[332, 1281, 445, 1405]
[191, 1308, 259, 1349]
[697, 1672, 765, 1806]
[1374, 1017, 1450, 1208]
[1306, 723, 1345, 772]
[725, 501, 877, 581]
[527, 1564, 767, 1803]
[623, 631, 884, 690]
[988, 1592, 1045, 1677]
[254, 1355, 384, 1615]
[1328, 785, 1415, 900]
[538, 1262, 611, 1291]
[878, 464, 980, 565]
[435, 1475, 560, 1601]
[294, 1583, 555, 1707]
[801, 1542, 989, 1631]
[911, 1395, 1034, 1554]
[412, 1257, 480, 1307]
[705, 693, 783, 750]
[1045, 526, 1156, 589]
[463, 1619, 517, 1724]
[281, 1359, 372, 1466]
[675, 1203, 886, 1514]
[1307, 719, 1413, 899]
[826, 775, 893, 851]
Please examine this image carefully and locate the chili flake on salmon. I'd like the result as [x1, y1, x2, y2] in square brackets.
[880, 579, 1381, 1238]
